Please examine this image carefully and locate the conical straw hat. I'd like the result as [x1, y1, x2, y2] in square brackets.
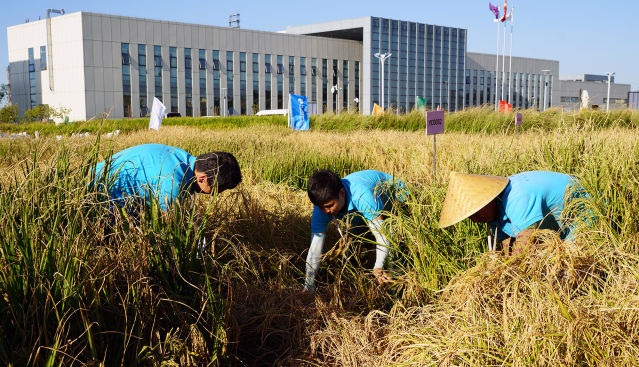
[439, 172, 509, 228]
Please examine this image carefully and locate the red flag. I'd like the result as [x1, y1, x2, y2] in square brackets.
[500, 0, 508, 22]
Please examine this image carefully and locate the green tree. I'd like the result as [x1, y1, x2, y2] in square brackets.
[0, 83, 8, 104]
[22, 104, 71, 123]
[0, 104, 18, 123]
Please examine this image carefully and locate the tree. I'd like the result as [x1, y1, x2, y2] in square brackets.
[0, 104, 17, 123]
[0, 83, 8, 105]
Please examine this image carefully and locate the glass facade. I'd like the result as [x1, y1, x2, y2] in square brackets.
[226, 51, 233, 115]
[171, 47, 179, 114]
[252, 53, 259, 113]
[153, 45, 162, 101]
[28, 47, 36, 108]
[240, 52, 246, 114]
[213, 50, 220, 115]
[199, 49, 207, 116]
[277, 55, 283, 109]
[138, 44, 148, 116]
[370, 17, 466, 113]
[121, 43, 131, 117]
[183, 47, 191, 116]
[265, 54, 272, 109]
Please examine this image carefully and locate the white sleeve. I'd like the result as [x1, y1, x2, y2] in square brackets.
[368, 218, 390, 269]
[304, 232, 325, 291]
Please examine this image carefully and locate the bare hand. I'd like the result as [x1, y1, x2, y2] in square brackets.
[373, 268, 393, 284]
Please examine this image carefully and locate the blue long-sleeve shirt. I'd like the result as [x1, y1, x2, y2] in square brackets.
[94, 144, 196, 210]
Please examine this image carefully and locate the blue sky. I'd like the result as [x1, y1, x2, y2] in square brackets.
[2, 1, 637, 89]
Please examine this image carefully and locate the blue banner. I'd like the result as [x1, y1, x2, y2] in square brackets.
[288, 94, 309, 130]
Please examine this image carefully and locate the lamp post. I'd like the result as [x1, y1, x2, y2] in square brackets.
[443, 80, 450, 111]
[541, 69, 551, 111]
[374, 52, 392, 111]
[221, 87, 227, 117]
[606, 72, 615, 112]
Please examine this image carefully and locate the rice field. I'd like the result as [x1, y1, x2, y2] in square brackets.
[1, 108, 639, 366]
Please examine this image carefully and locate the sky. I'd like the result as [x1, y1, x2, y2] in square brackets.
[1, 1, 638, 89]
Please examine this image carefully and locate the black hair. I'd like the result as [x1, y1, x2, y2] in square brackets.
[307, 169, 343, 206]
[194, 151, 242, 193]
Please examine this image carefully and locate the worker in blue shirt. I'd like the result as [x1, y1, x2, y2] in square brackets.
[304, 169, 407, 291]
[94, 144, 242, 210]
[438, 170, 590, 254]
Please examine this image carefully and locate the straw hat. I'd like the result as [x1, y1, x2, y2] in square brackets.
[439, 172, 509, 228]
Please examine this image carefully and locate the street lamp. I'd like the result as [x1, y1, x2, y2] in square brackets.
[606, 72, 615, 112]
[541, 69, 551, 111]
[443, 80, 450, 111]
[374, 52, 392, 111]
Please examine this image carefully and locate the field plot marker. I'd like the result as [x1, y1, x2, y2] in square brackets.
[426, 110, 445, 178]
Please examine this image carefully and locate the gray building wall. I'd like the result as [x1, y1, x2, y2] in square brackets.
[557, 76, 630, 111]
[8, 12, 362, 121]
[465, 52, 559, 110]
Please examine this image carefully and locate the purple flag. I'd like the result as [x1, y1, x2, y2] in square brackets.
[489, 3, 500, 19]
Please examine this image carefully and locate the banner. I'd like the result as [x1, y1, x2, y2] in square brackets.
[416, 96, 427, 112]
[149, 97, 166, 130]
[372, 103, 384, 116]
[288, 93, 309, 130]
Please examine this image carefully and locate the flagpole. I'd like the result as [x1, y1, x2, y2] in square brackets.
[501, 20, 506, 106]
[508, 6, 514, 105]
[494, 19, 500, 111]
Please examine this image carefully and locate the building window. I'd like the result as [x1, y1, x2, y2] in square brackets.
[170, 47, 179, 113]
[213, 50, 220, 115]
[121, 43, 132, 117]
[253, 53, 260, 114]
[40, 46, 47, 70]
[28, 47, 36, 108]
[199, 49, 207, 116]
[240, 52, 246, 114]
[184, 47, 191, 115]
[154, 45, 162, 101]
[277, 55, 283, 108]
[265, 62, 272, 74]
[265, 55, 272, 109]
[289, 56, 295, 95]
[226, 51, 234, 115]
[138, 44, 148, 117]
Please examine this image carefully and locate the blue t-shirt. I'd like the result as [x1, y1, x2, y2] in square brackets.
[310, 170, 406, 233]
[94, 144, 197, 210]
[493, 171, 580, 239]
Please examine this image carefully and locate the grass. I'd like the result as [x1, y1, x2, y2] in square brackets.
[1, 108, 639, 365]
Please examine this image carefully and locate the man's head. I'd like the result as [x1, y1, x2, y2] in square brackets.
[194, 152, 242, 194]
[438, 171, 509, 228]
[307, 169, 346, 216]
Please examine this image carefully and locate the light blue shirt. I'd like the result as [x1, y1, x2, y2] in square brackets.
[310, 170, 406, 233]
[493, 170, 581, 240]
[94, 144, 196, 210]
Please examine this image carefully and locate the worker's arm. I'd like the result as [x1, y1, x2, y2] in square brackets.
[368, 216, 393, 284]
[304, 232, 326, 291]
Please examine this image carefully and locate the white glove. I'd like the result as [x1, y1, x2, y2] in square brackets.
[304, 233, 325, 291]
[368, 218, 390, 270]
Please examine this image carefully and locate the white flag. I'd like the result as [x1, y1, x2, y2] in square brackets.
[149, 97, 166, 130]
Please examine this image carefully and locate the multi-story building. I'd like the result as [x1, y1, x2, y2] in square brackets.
[6, 11, 633, 121]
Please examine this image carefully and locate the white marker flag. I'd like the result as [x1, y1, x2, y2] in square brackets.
[149, 97, 166, 130]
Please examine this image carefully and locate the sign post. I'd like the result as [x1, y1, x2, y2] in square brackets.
[514, 112, 522, 133]
[426, 110, 445, 178]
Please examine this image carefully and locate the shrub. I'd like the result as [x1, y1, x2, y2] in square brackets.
[0, 104, 18, 123]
